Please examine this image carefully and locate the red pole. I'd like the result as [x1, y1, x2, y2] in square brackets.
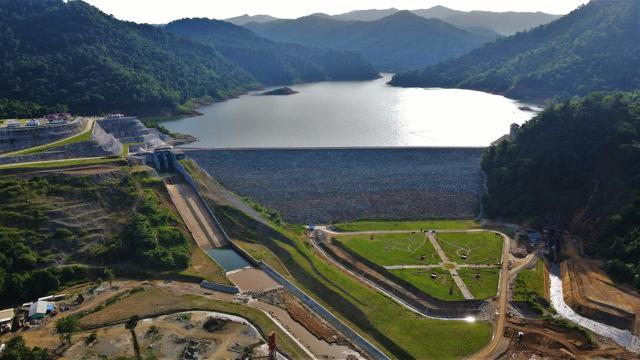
[268, 331, 277, 359]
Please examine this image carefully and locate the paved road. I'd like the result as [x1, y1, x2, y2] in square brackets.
[384, 264, 496, 270]
[427, 232, 474, 300]
[469, 231, 511, 359]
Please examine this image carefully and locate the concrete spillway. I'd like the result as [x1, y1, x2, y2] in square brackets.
[549, 264, 640, 353]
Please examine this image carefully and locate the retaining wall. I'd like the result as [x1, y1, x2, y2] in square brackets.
[0, 119, 85, 153]
[172, 158, 390, 360]
[200, 280, 240, 294]
[324, 240, 484, 318]
[98, 116, 168, 147]
[0, 122, 122, 165]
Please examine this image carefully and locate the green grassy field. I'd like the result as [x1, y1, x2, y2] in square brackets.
[389, 268, 464, 301]
[437, 232, 503, 265]
[458, 268, 500, 299]
[335, 232, 440, 266]
[216, 206, 491, 359]
[334, 220, 479, 232]
[513, 258, 545, 301]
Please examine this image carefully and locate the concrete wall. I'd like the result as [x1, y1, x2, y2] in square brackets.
[0, 122, 122, 165]
[200, 280, 240, 294]
[98, 117, 168, 148]
[0, 119, 85, 153]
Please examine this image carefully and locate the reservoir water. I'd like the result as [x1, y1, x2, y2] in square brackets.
[161, 74, 539, 148]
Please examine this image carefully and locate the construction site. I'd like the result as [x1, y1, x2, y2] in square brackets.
[0, 113, 638, 360]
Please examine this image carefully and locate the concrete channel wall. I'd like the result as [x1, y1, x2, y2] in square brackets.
[200, 280, 240, 294]
[172, 159, 391, 360]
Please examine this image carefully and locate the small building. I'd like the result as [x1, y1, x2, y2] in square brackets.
[45, 113, 70, 124]
[38, 294, 66, 302]
[28, 300, 55, 320]
[509, 123, 520, 139]
[0, 308, 14, 333]
[25, 119, 40, 127]
[5, 119, 21, 128]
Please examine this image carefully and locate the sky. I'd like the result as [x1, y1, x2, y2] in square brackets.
[82, 0, 590, 24]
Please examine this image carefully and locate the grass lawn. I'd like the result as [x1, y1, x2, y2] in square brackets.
[177, 243, 232, 285]
[78, 286, 309, 359]
[334, 220, 479, 232]
[217, 206, 491, 359]
[389, 268, 464, 301]
[335, 232, 440, 266]
[513, 258, 545, 301]
[437, 232, 503, 265]
[232, 238, 291, 277]
[458, 268, 500, 299]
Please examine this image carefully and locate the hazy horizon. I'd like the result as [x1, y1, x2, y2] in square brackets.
[83, 0, 589, 24]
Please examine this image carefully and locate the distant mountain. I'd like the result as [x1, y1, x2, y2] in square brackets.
[390, 0, 640, 101]
[331, 8, 399, 22]
[224, 14, 279, 25]
[318, 5, 559, 35]
[246, 11, 497, 71]
[0, 0, 257, 117]
[165, 18, 379, 86]
[412, 6, 561, 35]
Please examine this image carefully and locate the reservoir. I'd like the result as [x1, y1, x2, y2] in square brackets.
[161, 74, 538, 148]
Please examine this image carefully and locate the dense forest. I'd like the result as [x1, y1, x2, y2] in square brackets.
[0, 0, 378, 118]
[0, 173, 191, 306]
[0, 0, 258, 118]
[482, 92, 640, 288]
[390, 0, 639, 101]
[245, 11, 496, 71]
[165, 18, 378, 86]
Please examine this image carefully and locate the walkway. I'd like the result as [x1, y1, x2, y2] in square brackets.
[427, 232, 474, 299]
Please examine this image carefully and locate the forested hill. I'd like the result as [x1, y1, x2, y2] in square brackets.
[390, 0, 640, 101]
[245, 11, 497, 72]
[0, 0, 260, 117]
[165, 18, 379, 86]
[482, 92, 640, 288]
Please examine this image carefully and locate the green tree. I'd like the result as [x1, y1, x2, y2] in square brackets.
[0, 336, 51, 360]
[55, 316, 79, 346]
[125, 315, 142, 360]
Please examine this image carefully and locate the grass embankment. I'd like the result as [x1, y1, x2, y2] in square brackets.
[437, 232, 503, 265]
[78, 286, 309, 359]
[389, 268, 464, 301]
[333, 220, 479, 232]
[177, 244, 231, 285]
[458, 268, 500, 299]
[335, 232, 439, 266]
[514, 260, 545, 300]
[215, 205, 491, 359]
[0, 157, 126, 171]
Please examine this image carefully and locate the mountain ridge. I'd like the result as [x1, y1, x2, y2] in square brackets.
[390, 0, 640, 101]
[164, 18, 379, 86]
[245, 11, 497, 71]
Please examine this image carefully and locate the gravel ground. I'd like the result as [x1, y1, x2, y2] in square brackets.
[187, 148, 484, 224]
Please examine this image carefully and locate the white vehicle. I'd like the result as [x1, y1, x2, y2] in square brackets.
[26, 119, 40, 127]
